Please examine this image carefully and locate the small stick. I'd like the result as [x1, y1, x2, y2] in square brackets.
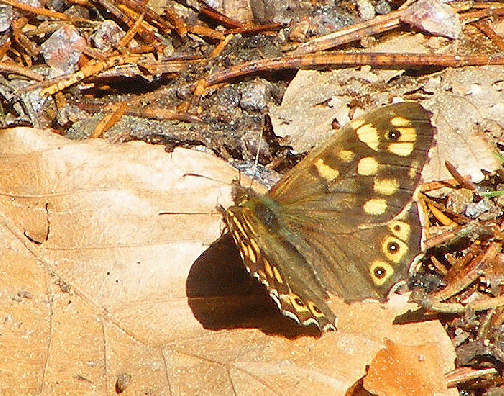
[117, 11, 146, 50]
[445, 160, 477, 191]
[210, 34, 234, 59]
[0, 0, 73, 20]
[188, 25, 226, 41]
[90, 101, 129, 138]
[115, 0, 173, 34]
[200, 5, 245, 29]
[429, 241, 502, 303]
[446, 366, 498, 388]
[472, 19, 504, 51]
[0, 62, 44, 81]
[204, 52, 504, 87]
[291, 10, 404, 56]
[39, 54, 146, 96]
[164, 7, 187, 37]
[227, 23, 283, 36]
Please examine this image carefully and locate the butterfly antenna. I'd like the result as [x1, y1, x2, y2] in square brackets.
[246, 125, 263, 188]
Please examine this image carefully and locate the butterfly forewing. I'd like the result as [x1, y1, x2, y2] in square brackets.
[271, 103, 432, 213]
[224, 102, 435, 331]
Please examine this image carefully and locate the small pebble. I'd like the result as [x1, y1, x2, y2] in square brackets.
[0, 4, 12, 32]
[91, 20, 125, 52]
[41, 25, 86, 77]
[239, 80, 270, 111]
[464, 199, 491, 219]
[356, 0, 376, 20]
[375, 0, 391, 15]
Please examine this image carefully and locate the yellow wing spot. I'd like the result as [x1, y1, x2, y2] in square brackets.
[264, 259, 274, 279]
[409, 160, 419, 179]
[358, 157, 379, 176]
[356, 123, 379, 151]
[386, 124, 417, 156]
[290, 293, 310, 312]
[338, 149, 355, 162]
[246, 244, 257, 262]
[388, 220, 411, 241]
[314, 158, 340, 182]
[308, 302, 326, 318]
[349, 118, 365, 130]
[373, 178, 400, 196]
[370, 261, 394, 286]
[229, 214, 246, 236]
[382, 235, 408, 263]
[389, 142, 414, 157]
[396, 126, 417, 141]
[363, 198, 387, 215]
[271, 264, 284, 284]
[249, 237, 260, 255]
[390, 116, 412, 127]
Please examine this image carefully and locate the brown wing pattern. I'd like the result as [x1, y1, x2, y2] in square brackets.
[225, 102, 435, 331]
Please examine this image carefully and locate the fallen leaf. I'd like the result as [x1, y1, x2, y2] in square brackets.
[269, 68, 404, 152]
[364, 339, 450, 396]
[0, 127, 457, 395]
[270, 49, 502, 184]
[424, 66, 504, 183]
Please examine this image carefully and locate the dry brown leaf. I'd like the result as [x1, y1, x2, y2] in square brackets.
[424, 66, 504, 183]
[0, 127, 238, 341]
[269, 33, 430, 152]
[0, 127, 456, 395]
[269, 68, 404, 152]
[364, 339, 449, 396]
[270, 42, 502, 184]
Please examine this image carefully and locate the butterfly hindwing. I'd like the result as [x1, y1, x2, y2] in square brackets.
[226, 198, 336, 331]
[276, 199, 422, 302]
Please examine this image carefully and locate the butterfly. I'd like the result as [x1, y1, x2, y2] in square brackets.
[224, 102, 435, 331]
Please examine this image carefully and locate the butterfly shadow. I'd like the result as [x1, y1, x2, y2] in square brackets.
[186, 233, 322, 338]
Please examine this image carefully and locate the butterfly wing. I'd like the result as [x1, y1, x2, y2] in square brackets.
[269, 102, 435, 302]
[225, 102, 435, 330]
[273, 199, 422, 302]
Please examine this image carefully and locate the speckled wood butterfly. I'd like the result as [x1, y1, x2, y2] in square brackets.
[225, 102, 435, 331]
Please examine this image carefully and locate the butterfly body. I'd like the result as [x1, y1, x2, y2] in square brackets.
[225, 102, 436, 331]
